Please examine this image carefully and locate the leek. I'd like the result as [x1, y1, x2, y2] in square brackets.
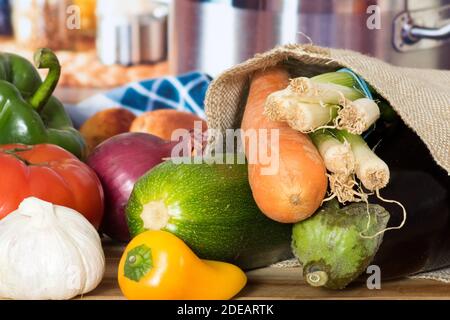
[289, 77, 364, 104]
[310, 130, 355, 175]
[311, 71, 357, 87]
[333, 129, 389, 191]
[337, 98, 380, 134]
[264, 88, 338, 132]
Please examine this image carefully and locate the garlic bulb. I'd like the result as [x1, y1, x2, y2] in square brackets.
[0, 197, 105, 300]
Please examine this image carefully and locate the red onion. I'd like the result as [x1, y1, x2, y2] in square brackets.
[87, 132, 176, 242]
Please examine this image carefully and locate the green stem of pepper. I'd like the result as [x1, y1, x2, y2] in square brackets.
[28, 48, 61, 113]
[124, 244, 153, 282]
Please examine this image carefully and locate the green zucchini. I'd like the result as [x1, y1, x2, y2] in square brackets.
[126, 154, 293, 269]
[292, 200, 390, 289]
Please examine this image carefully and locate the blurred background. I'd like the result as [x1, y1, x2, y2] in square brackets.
[0, 0, 449, 91]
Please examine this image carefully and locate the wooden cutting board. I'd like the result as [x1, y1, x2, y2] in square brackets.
[79, 239, 450, 300]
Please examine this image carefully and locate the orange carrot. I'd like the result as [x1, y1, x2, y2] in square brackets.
[241, 67, 327, 223]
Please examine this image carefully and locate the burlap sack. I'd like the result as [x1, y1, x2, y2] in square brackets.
[204, 44, 450, 282]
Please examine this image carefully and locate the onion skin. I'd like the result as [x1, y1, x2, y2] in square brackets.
[87, 132, 176, 242]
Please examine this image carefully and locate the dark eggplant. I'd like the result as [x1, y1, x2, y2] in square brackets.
[365, 120, 450, 279]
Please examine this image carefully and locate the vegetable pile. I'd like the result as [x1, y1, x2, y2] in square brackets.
[0, 48, 248, 300]
[0, 48, 416, 300]
[241, 66, 408, 288]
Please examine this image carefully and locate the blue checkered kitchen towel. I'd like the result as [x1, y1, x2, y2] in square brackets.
[66, 72, 212, 128]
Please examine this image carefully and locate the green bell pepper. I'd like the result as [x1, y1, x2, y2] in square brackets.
[0, 48, 86, 159]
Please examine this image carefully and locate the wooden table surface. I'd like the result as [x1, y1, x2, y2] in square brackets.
[79, 240, 450, 300]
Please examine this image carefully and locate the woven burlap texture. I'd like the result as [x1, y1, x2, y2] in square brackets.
[204, 44, 450, 282]
[205, 44, 450, 173]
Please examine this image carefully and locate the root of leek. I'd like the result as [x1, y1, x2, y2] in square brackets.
[326, 173, 368, 204]
[337, 98, 380, 134]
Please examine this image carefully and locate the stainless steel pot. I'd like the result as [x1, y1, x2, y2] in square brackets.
[169, 0, 450, 76]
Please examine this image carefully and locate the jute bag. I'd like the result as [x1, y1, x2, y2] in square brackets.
[204, 44, 450, 282]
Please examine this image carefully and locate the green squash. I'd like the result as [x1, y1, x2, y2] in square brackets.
[126, 155, 293, 269]
[292, 200, 390, 289]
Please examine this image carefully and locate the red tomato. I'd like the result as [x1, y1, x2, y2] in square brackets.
[0, 144, 104, 229]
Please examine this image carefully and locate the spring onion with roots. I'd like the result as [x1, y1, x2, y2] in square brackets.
[333, 129, 389, 191]
[263, 71, 383, 134]
[336, 98, 381, 134]
[310, 129, 366, 204]
[263, 71, 362, 132]
[264, 89, 339, 132]
[331, 129, 406, 238]
[310, 129, 355, 175]
[311, 72, 381, 134]
[288, 76, 364, 104]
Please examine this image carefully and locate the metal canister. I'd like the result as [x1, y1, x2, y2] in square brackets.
[96, 0, 168, 65]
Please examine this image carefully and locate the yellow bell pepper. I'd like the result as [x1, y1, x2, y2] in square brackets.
[118, 230, 247, 300]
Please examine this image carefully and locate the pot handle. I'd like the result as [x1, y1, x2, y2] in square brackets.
[402, 21, 450, 44]
[393, 5, 450, 52]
